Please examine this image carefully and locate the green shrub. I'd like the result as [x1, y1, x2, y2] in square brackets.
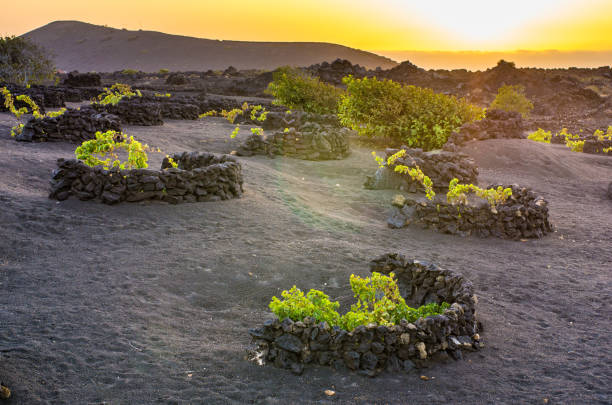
[447, 178, 512, 209]
[158, 68, 169, 74]
[75, 130, 150, 170]
[0, 36, 56, 85]
[269, 272, 449, 331]
[121, 69, 138, 75]
[94, 83, 141, 106]
[489, 84, 534, 118]
[527, 128, 552, 143]
[265, 66, 343, 114]
[339, 76, 483, 150]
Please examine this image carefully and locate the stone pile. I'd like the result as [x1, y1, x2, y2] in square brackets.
[93, 98, 163, 126]
[49, 152, 243, 205]
[242, 110, 340, 130]
[139, 94, 200, 120]
[237, 125, 351, 160]
[63, 72, 102, 87]
[165, 73, 190, 85]
[248, 253, 481, 376]
[444, 109, 525, 151]
[16, 107, 121, 142]
[388, 184, 553, 239]
[306, 59, 370, 85]
[364, 147, 478, 191]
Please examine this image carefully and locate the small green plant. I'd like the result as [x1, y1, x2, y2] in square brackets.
[2, 87, 66, 136]
[158, 68, 169, 74]
[198, 110, 217, 118]
[94, 83, 141, 106]
[340, 76, 483, 150]
[251, 127, 264, 136]
[447, 178, 512, 208]
[75, 130, 149, 170]
[565, 139, 584, 152]
[165, 156, 178, 168]
[269, 286, 341, 326]
[269, 272, 450, 331]
[489, 84, 534, 118]
[121, 69, 138, 75]
[372, 150, 436, 200]
[154, 92, 171, 98]
[527, 128, 551, 143]
[265, 66, 343, 114]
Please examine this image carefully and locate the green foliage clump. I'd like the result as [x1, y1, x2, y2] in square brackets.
[489, 84, 534, 118]
[158, 68, 169, 74]
[447, 178, 512, 209]
[75, 130, 150, 170]
[339, 76, 483, 150]
[269, 286, 341, 326]
[527, 128, 552, 143]
[94, 83, 141, 106]
[121, 69, 138, 75]
[0, 36, 56, 85]
[269, 272, 450, 331]
[265, 66, 344, 114]
[565, 139, 584, 152]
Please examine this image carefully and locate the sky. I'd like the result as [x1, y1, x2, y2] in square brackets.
[1, 0, 612, 67]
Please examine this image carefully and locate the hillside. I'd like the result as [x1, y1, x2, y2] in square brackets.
[23, 21, 397, 72]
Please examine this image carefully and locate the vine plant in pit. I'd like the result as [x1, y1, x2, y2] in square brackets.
[269, 272, 450, 331]
[1, 86, 66, 137]
[74, 130, 177, 170]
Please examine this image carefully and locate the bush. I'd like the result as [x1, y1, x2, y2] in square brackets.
[94, 83, 141, 105]
[158, 68, 169, 74]
[75, 130, 149, 170]
[265, 66, 343, 114]
[269, 272, 449, 331]
[489, 84, 534, 118]
[0, 36, 56, 85]
[339, 76, 483, 150]
[447, 179, 512, 209]
[121, 69, 138, 75]
[527, 128, 552, 143]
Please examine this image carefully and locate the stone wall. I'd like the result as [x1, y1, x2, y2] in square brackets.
[49, 152, 243, 205]
[444, 109, 525, 151]
[248, 253, 481, 376]
[365, 147, 478, 191]
[388, 185, 553, 239]
[93, 99, 163, 126]
[63, 72, 102, 87]
[237, 126, 351, 160]
[17, 107, 121, 142]
[240, 110, 340, 131]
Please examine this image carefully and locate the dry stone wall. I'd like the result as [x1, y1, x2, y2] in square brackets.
[49, 152, 243, 205]
[16, 107, 121, 142]
[388, 185, 553, 239]
[444, 109, 525, 151]
[237, 126, 351, 160]
[248, 253, 481, 376]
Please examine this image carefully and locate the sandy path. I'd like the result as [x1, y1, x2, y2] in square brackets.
[0, 113, 611, 404]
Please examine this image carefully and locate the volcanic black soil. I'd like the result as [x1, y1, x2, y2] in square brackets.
[0, 111, 611, 404]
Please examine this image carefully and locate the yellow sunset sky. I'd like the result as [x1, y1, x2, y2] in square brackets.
[2, 0, 612, 53]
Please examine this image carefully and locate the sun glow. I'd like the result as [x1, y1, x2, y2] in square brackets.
[1, 0, 612, 53]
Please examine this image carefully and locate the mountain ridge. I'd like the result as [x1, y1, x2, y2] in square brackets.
[23, 20, 398, 72]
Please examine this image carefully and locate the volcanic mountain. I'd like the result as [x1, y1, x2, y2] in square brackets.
[23, 20, 397, 72]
